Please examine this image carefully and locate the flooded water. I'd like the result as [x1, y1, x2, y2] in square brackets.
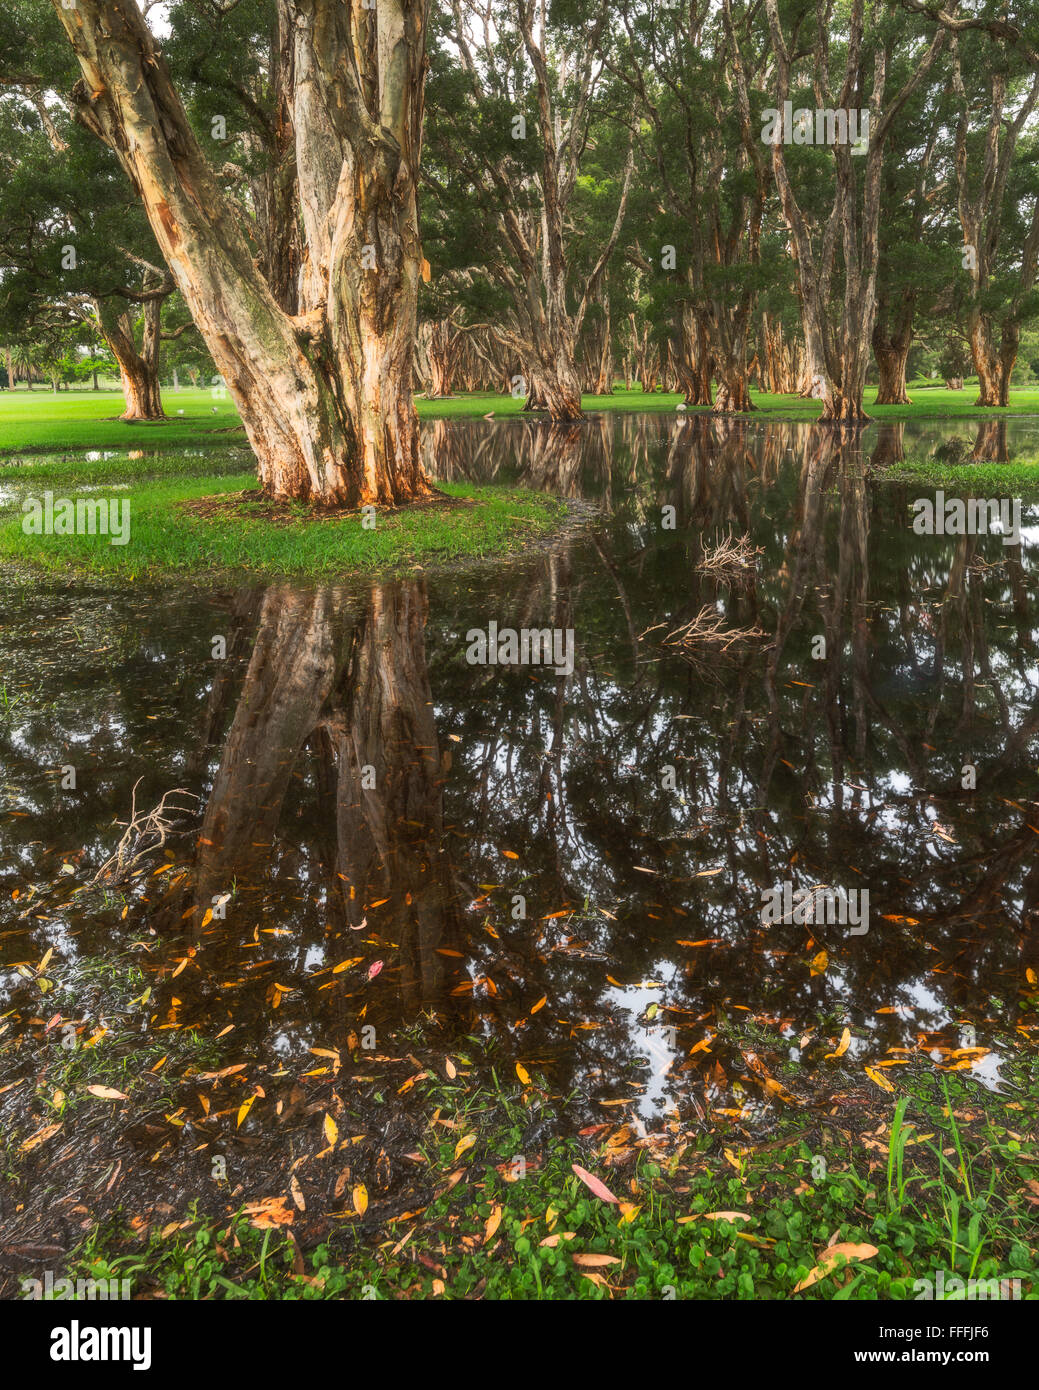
[2, 412, 1038, 1146]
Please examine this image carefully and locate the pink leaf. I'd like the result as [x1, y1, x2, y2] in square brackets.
[367, 960, 383, 981]
[571, 1163, 618, 1204]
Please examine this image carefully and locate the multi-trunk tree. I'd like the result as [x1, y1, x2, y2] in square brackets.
[50, 0, 433, 505]
[426, 0, 634, 419]
[763, 0, 946, 422]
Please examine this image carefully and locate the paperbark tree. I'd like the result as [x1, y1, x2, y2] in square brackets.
[947, 37, 1039, 407]
[51, 0, 433, 506]
[430, 0, 634, 420]
[91, 288, 168, 420]
[764, 0, 945, 422]
[612, 0, 768, 413]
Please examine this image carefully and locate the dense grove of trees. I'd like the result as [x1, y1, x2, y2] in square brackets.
[0, 0, 1036, 496]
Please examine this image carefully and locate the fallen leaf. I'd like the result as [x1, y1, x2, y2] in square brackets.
[825, 1027, 851, 1060]
[571, 1163, 618, 1204]
[483, 1204, 502, 1243]
[85, 1085, 128, 1101]
[793, 1242, 879, 1293]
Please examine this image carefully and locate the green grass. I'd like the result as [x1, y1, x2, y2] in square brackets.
[0, 473, 578, 579]
[422, 383, 1039, 420]
[1, 383, 1038, 460]
[879, 456, 1039, 494]
[63, 1065, 1039, 1301]
[0, 388, 243, 452]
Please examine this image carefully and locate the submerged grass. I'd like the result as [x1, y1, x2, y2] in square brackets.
[0, 474, 578, 579]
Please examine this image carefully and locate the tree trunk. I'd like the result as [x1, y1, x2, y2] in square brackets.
[54, 0, 433, 508]
[713, 372, 754, 413]
[426, 320, 459, 397]
[968, 314, 1005, 407]
[96, 298, 166, 421]
[593, 291, 613, 394]
[872, 321, 913, 405]
[676, 307, 713, 406]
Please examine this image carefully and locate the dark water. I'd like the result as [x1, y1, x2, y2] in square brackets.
[1, 413, 1038, 1138]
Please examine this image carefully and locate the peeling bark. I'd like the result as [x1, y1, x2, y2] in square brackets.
[53, 0, 433, 507]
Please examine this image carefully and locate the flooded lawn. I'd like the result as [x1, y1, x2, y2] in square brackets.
[1, 413, 1037, 1292]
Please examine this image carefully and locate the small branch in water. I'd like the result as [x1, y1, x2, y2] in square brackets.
[656, 605, 766, 655]
[91, 779, 198, 884]
[696, 532, 763, 580]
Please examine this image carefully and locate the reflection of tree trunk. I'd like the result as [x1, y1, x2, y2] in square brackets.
[519, 423, 585, 497]
[162, 578, 466, 1018]
[194, 587, 342, 908]
[869, 423, 906, 469]
[334, 582, 465, 1010]
[971, 418, 1008, 462]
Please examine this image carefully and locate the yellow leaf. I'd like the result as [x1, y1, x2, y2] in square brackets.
[454, 1133, 476, 1162]
[483, 1203, 502, 1243]
[825, 1026, 851, 1060]
[323, 1113, 339, 1147]
[19, 1122, 62, 1153]
[200, 909, 213, 929]
[85, 1085, 128, 1100]
[516, 1062, 531, 1085]
[793, 1242, 879, 1293]
[353, 1183, 368, 1215]
[865, 1065, 895, 1093]
[530, 996, 547, 1014]
[810, 949, 828, 976]
[237, 1094, 255, 1127]
[618, 1202, 641, 1224]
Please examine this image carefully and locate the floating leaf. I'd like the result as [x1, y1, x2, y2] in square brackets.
[825, 1027, 851, 1060]
[323, 1113, 339, 1147]
[865, 1065, 895, 1093]
[454, 1133, 476, 1161]
[353, 1183, 368, 1216]
[236, 1094, 255, 1127]
[515, 1062, 531, 1086]
[809, 949, 829, 976]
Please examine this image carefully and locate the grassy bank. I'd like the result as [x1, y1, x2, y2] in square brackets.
[50, 1064, 1039, 1301]
[1, 385, 1039, 459]
[3, 949, 1035, 1301]
[878, 457, 1039, 495]
[0, 474, 578, 579]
